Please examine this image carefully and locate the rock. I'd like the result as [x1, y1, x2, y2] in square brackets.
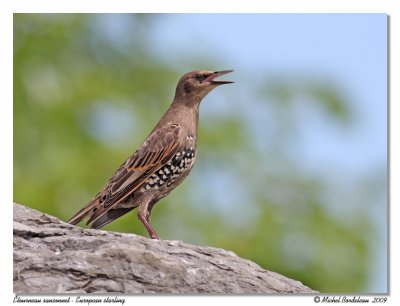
[13, 203, 317, 294]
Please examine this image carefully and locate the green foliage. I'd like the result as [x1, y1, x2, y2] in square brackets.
[14, 14, 383, 293]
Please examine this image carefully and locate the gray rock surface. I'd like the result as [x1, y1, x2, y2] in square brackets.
[13, 203, 317, 294]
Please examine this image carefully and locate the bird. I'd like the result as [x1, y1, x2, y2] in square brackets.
[68, 70, 234, 239]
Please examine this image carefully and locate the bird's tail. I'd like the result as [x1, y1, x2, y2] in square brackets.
[90, 207, 135, 229]
[67, 196, 101, 225]
[68, 196, 137, 229]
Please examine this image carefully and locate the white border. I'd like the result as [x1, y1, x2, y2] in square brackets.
[2, 1, 397, 305]
[5, 1, 396, 13]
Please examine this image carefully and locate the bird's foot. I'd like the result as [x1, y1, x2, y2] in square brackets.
[149, 232, 161, 240]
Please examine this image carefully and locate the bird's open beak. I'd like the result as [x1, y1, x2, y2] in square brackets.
[206, 70, 234, 85]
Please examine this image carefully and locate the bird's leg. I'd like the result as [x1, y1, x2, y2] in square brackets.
[138, 199, 160, 240]
[138, 212, 160, 240]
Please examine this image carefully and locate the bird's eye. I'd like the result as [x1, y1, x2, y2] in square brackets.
[194, 74, 205, 82]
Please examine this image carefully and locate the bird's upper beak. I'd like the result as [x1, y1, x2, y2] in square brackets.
[205, 70, 234, 85]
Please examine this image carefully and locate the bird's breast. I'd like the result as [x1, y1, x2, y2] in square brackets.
[140, 145, 196, 192]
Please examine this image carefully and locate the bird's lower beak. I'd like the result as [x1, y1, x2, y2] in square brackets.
[206, 70, 234, 85]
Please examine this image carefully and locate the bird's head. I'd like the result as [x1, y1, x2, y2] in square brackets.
[174, 70, 234, 105]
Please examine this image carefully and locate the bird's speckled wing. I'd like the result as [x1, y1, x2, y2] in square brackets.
[68, 123, 181, 226]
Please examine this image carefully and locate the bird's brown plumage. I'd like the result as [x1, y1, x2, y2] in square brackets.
[68, 70, 233, 239]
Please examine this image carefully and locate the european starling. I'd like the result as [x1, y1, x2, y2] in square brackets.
[68, 70, 233, 239]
